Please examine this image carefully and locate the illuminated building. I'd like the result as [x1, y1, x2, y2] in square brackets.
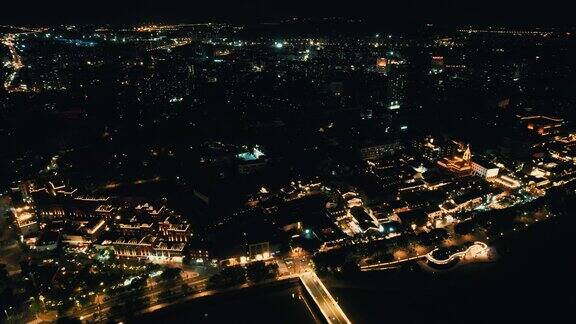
[135, 203, 165, 216]
[431, 55, 444, 74]
[249, 242, 271, 261]
[17, 181, 34, 203]
[413, 137, 460, 161]
[521, 115, 564, 136]
[555, 133, 576, 144]
[214, 48, 231, 56]
[106, 236, 156, 258]
[237, 146, 265, 161]
[350, 207, 381, 234]
[397, 209, 428, 229]
[159, 221, 191, 242]
[425, 206, 444, 220]
[470, 157, 500, 179]
[376, 57, 388, 73]
[360, 141, 403, 160]
[62, 219, 106, 245]
[100, 235, 186, 262]
[441, 192, 485, 214]
[237, 146, 268, 174]
[386, 63, 407, 109]
[190, 249, 210, 263]
[31, 230, 60, 252]
[154, 241, 186, 260]
[12, 204, 39, 236]
[438, 145, 498, 179]
[95, 204, 116, 219]
[463, 145, 471, 161]
[437, 144, 472, 174]
[493, 175, 522, 189]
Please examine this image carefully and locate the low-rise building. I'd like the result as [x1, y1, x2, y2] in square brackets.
[471, 157, 499, 179]
[360, 141, 403, 160]
[62, 219, 106, 245]
[31, 230, 60, 252]
[12, 205, 39, 236]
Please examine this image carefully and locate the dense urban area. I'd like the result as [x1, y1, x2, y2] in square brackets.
[1, 19, 576, 323]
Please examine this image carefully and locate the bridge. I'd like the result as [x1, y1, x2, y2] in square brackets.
[299, 272, 352, 324]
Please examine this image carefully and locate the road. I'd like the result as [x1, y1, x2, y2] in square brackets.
[279, 251, 351, 324]
[360, 242, 491, 271]
[147, 38, 192, 52]
[425, 241, 490, 265]
[300, 272, 351, 324]
[74, 255, 352, 324]
[1, 33, 25, 92]
[73, 276, 208, 321]
[360, 254, 425, 271]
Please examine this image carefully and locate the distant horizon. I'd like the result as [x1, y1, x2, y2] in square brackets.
[2, 19, 575, 30]
[2, 0, 575, 28]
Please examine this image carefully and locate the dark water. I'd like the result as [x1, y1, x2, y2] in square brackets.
[327, 214, 576, 324]
[133, 279, 319, 324]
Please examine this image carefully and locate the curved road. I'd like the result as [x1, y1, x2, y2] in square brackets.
[361, 242, 489, 271]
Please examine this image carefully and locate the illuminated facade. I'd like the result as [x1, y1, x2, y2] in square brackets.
[437, 144, 472, 174]
[471, 158, 500, 179]
[360, 141, 403, 160]
[12, 205, 39, 236]
[431, 55, 444, 74]
[521, 115, 564, 136]
[376, 57, 388, 73]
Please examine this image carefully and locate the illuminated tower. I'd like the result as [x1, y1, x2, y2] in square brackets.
[462, 144, 471, 162]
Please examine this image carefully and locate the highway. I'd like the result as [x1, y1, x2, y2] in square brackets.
[300, 272, 351, 324]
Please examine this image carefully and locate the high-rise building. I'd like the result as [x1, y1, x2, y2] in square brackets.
[386, 65, 406, 109]
[431, 56, 444, 74]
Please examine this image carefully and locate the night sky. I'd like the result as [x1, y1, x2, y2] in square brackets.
[1, 0, 574, 27]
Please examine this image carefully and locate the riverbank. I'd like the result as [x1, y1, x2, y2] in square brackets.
[325, 213, 576, 324]
[133, 278, 320, 324]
